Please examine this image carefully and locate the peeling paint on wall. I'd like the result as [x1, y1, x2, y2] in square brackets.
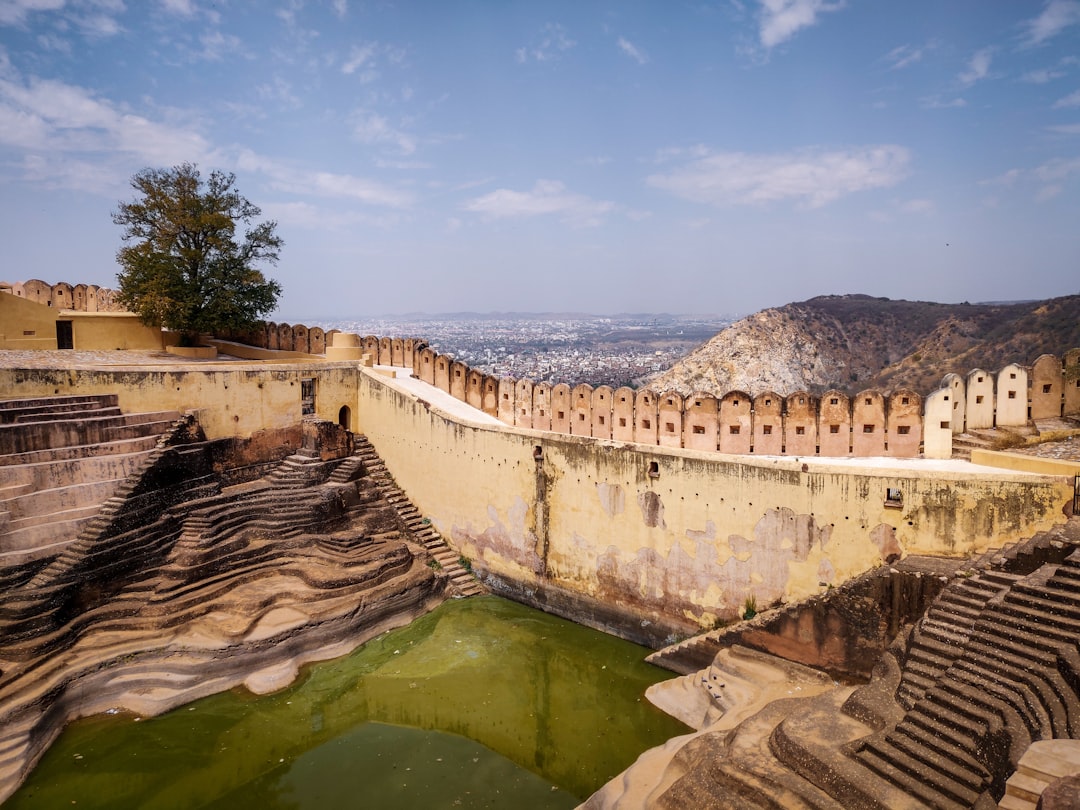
[637, 490, 666, 529]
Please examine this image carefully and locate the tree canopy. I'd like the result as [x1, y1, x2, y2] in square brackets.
[113, 163, 283, 345]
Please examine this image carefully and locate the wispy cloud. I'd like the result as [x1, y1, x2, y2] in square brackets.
[235, 150, 415, 209]
[351, 108, 417, 155]
[884, 43, 927, 70]
[901, 198, 936, 215]
[757, 0, 844, 49]
[1022, 0, 1080, 47]
[921, 95, 967, 110]
[0, 72, 212, 186]
[463, 179, 614, 226]
[160, 0, 197, 17]
[957, 48, 993, 87]
[1022, 67, 1067, 83]
[0, 0, 66, 27]
[1053, 88, 1080, 108]
[341, 42, 378, 79]
[1047, 123, 1080, 134]
[647, 145, 910, 208]
[515, 23, 575, 64]
[617, 37, 648, 65]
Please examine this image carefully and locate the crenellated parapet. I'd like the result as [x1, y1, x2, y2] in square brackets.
[223, 322, 1080, 460]
[2, 279, 126, 312]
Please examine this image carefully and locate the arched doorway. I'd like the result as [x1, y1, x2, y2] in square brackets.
[338, 405, 351, 429]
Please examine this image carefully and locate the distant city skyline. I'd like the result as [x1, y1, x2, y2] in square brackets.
[1, 1, 1078, 321]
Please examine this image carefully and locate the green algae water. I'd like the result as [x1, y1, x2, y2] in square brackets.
[8, 597, 689, 809]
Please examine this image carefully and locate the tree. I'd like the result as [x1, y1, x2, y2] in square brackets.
[113, 163, 283, 346]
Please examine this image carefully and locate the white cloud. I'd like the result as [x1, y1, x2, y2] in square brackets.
[516, 23, 575, 64]
[1021, 67, 1066, 83]
[921, 96, 967, 109]
[757, 0, 844, 49]
[1053, 88, 1080, 108]
[901, 198, 936, 215]
[235, 150, 415, 209]
[0, 74, 210, 169]
[957, 48, 992, 87]
[1047, 123, 1080, 134]
[342, 42, 378, 77]
[884, 43, 924, 70]
[0, 0, 66, 26]
[1022, 0, 1080, 47]
[646, 145, 910, 208]
[463, 179, 614, 226]
[262, 200, 404, 231]
[351, 108, 417, 155]
[160, 0, 196, 16]
[617, 37, 648, 65]
[331, 0, 347, 18]
[196, 29, 245, 62]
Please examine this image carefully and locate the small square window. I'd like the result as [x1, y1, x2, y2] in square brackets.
[557, 411, 565, 420]
[940, 421, 950, 429]
[579, 413, 585, 421]
[1008, 391, 1016, 399]
[765, 399, 771, 406]
[977, 376, 984, 383]
[830, 425, 840, 434]
[901, 397, 909, 405]
[795, 426, 805, 435]
[618, 417, 627, 427]
[1043, 384, 1052, 394]
[897, 425, 910, 435]
[599, 415, 606, 425]
[540, 409, 546, 417]
[1010, 372, 1017, 379]
[692, 425, 705, 435]
[976, 395, 984, 404]
[642, 419, 651, 429]
[666, 422, 675, 432]
[830, 398, 838, 405]
[863, 424, 874, 433]
[865, 398, 872, 405]
[730, 426, 740, 435]
[762, 424, 772, 435]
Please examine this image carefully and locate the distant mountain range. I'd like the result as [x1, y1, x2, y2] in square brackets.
[646, 293, 1080, 396]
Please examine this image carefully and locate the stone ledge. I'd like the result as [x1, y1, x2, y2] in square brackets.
[166, 345, 217, 359]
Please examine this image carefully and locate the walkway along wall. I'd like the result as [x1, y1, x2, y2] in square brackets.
[355, 367, 1073, 647]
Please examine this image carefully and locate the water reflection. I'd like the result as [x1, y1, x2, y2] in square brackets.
[9, 597, 688, 808]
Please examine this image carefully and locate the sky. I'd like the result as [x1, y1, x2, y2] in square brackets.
[0, 1, 1078, 322]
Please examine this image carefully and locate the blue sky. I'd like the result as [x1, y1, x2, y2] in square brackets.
[0, 1, 1078, 321]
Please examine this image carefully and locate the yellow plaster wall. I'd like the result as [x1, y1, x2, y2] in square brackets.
[0, 291, 59, 349]
[356, 369, 1072, 634]
[0, 363, 360, 439]
[70, 312, 165, 350]
[970, 448, 1080, 478]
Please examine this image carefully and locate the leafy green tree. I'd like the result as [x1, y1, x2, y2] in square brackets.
[113, 163, 283, 346]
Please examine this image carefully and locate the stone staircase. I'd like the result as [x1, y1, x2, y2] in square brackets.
[353, 434, 484, 597]
[0, 394, 182, 563]
[643, 518, 1080, 809]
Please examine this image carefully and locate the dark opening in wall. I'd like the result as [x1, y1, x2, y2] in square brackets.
[730, 426, 740, 434]
[795, 426, 805, 435]
[762, 425, 772, 435]
[885, 488, 903, 508]
[897, 425, 911, 435]
[665, 422, 675, 432]
[558, 411, 565, 420]
[829, 424, 840, 434]
[642, 419, 652, 430]
[901, 397, 909, 405]
[1008, 390, 1017, 399]
[940, 421, 950, 429]
[1043, 384, 1053, 393]
[863, 424, 874, 433]
[648, 461, 659, 478]
[533, 446, 544, 461]
[830, 398, 838, 405]
[618, 417, 627, 427]
[692, 425, 705, 434]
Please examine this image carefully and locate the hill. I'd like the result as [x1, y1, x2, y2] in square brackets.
[646, 293, 1080, 396]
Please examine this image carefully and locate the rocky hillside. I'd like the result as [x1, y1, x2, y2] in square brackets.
[647, 293, 1080, 396]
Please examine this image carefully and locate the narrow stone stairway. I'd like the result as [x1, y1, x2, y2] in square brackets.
[352, 435, 484, 597]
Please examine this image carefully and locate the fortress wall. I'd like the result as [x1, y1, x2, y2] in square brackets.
[355, 368, 1073, 644]
[0, 363, 360, 440]
[3, 280, 125, 312]
[1066, 349, 1080, 416]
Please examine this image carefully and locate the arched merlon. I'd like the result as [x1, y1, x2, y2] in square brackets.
[354, 366, 1074, 644]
